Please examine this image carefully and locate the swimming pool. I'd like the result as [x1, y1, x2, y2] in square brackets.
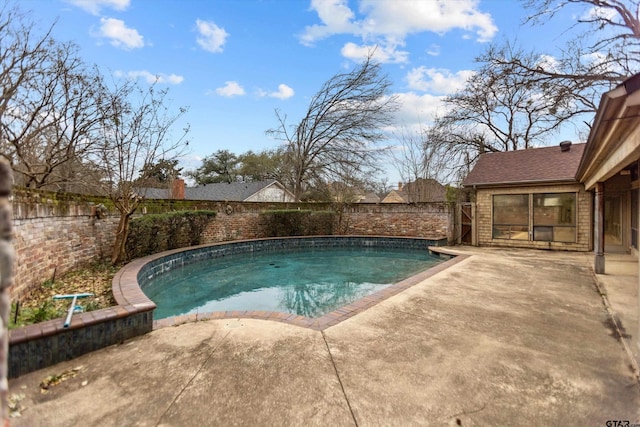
[144, 246, 444, 319]
[132, 236, 456, 329]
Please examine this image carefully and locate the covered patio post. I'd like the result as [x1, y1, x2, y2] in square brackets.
[594, 182, 605, 274]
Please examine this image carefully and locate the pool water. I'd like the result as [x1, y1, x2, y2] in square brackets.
[144, 247, 442, 319]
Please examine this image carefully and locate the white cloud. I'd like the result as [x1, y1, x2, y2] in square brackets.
[98, 18, 144, 49]
[299, 0, 359, 46]
[582, 5, 618, 22]
[265, 84, 295, 100]
[256, 84, 295, 99]
[426, 44, 440, 56]
[196, 19, 229, 53]
[406, 67, 474, 94]
[114, 70, 184, 85]
[215, 81, 245, 97]
[341, 42, 409, 64]
[395, 92, 444, 127]
[65, 0, 129, 15]
[537, 54, 560, 73]
[301, 0, 498, 63]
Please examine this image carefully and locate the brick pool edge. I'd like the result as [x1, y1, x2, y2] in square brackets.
[8, 259, 156, 379]
[9, 236, 458, 378]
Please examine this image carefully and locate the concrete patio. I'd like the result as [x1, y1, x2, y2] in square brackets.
[8, 247, 640, 426]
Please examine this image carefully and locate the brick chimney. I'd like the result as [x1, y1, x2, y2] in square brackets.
[398, 182, 403, 191]
[171, 178, 185, 199]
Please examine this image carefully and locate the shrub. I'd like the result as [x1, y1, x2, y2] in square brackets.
[261, 210, 335, 237]
[126, 210, 216, 260]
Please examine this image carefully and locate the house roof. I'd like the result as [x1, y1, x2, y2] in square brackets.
[402, 178, 446, 202]
[359, 192, 381, 203]
[185, 180, 286, 201]
[381, 189, 407, 203]
[462, 142, 586, 188]
[136, 187, 171, 199]
[577, 72, 640, 190]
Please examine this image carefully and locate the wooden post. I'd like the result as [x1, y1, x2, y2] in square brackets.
[594, 182, 605, 274]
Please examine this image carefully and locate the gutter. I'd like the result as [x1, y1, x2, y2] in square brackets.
[462, 178, 580, 189]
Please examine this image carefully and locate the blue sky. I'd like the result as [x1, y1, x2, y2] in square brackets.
[24, 0, 587, 184]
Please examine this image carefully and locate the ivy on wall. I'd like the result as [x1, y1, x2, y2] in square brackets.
[261, 210, 335, 237]
[125, 210, 217, 260]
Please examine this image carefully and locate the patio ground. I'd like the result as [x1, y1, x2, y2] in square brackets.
[8, 247, 640, 426]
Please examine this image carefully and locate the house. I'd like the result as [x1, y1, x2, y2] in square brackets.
[464, 72, 640, 363]
[462, 142, 591, 251]
[381, 184, 408, 203]
[139, 179, 295, 202]
[381, 179, 447, 203]
[463, 72, 640, 265]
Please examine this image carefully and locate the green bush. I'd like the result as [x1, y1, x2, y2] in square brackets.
[126, 210, 216, 260]
[10, 300, 65, 329]
[261, 210, 335, 237]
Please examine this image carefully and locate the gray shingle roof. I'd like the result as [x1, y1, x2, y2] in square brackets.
[135, 187, 171, 199]
[185, 180, 280, 201]
[462, 143, 586, 187]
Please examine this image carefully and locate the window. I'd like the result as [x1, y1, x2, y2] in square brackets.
[492, 194, 529, 240]
[492, 192, 577, 243]
[533, 193, 576, 242]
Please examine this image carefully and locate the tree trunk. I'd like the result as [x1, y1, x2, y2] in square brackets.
[111, 212, 131, 265]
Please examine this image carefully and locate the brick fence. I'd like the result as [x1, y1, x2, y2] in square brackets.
[11, 188, 453, 298]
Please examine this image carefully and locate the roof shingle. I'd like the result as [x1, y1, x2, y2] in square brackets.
[462, 143, 586, 187]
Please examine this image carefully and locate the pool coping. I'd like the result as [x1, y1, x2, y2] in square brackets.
[146, 243, 467, 331]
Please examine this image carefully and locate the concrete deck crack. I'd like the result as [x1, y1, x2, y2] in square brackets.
[321, 330, 358, 426]
[583, 253, 640, 384]
[155, 330, 232, 426]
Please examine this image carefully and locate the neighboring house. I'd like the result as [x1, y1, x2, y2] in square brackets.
[381, 179, 447, 203]
[462, 142, 591, 251]
[186, 180, 295, 202]
[139, 179, 295, 202]
[381, 185, 407, 203]
[358, 192, 381, 203]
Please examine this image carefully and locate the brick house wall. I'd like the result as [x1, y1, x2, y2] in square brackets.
[474, 183, 592, 251]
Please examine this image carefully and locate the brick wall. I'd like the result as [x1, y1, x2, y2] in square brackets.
[11, 189, 453, 298]
[13, 196, 118, 298]
[474, 183, 592, 251]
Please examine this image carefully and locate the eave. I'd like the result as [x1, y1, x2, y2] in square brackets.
[577, 73, 640, 190]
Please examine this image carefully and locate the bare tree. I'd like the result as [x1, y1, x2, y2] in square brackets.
[89, 79, 189, 264]
[524, 0, 640, 74]
[267, 53, 398, 200]
[427, 47, 578, 178]
[0, 3, 107, 191]
[479, 0, 640, 138]
[389, 124, 450, 198]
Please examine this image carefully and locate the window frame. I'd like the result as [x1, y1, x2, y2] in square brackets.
[491, 191, 578, 243]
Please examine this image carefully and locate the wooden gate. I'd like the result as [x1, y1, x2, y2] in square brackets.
[460, 203, 473, 245]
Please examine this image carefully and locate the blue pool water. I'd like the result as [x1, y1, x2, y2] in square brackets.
[144, 247, 443, 319]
